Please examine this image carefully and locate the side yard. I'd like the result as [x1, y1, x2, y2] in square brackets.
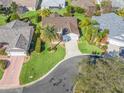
[78, 38, 102, 54]
[20, 44, 65, 84]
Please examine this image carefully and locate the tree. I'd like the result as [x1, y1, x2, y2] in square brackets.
[116, 8, 124, 20]
[79, 18, 91, 27]
[38, 9, 51, 18]
[40, 25, 58, 50]
[74, 7, 85, 14]
[7, 2, 20, 21]
[10, 2, 18, 13]
[75, 57, 124, 93]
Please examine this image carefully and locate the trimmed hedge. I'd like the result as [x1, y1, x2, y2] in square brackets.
[0, 60, 6, 70]
[35, 37, 41, 53]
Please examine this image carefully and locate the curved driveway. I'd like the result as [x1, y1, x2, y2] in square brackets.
[0, 55, 87, 93]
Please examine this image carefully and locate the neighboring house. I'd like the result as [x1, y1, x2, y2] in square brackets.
[111, 0, 124, 8]
[42, 14, 79, 41]
[0, 20, 34, 56]
[0, 0, 39, 10]
[92, 13, 124, 52]
[41, 0, 65, 9]
[71, 0, 96, 16]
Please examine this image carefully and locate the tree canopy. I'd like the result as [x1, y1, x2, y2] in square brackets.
[75, 57, 124, 93]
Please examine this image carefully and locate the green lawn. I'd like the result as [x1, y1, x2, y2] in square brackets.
[20, 44, 65, 84]
[0, 69, 3, 80]
[74, 12, 86, 21]
[78, 39, 102, 54]
[0, 15, 7, 26]
[51, 8, 67, 16]
[20, 11, 39, 25]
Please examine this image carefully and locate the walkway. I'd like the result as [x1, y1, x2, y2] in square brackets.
[0, 56, 25, 88]
[65, 40, 82, 58]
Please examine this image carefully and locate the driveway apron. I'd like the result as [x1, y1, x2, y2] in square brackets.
[65, 40, 82, 58]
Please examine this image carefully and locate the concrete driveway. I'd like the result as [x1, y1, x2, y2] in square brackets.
[0, 55, 87, 93]
[0, 56, 25, 88]
[65, 40, 82, 58]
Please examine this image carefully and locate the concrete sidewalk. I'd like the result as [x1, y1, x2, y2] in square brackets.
[0, 56, 25, 88]
[65, 40, 82, 58]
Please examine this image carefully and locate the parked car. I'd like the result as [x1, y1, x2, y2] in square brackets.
[119, 47, 124, 58]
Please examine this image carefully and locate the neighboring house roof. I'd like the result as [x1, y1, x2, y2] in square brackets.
[42, 15, 79, 35]
[0, 0, 38, 9]
[12, 0, 38, 9]
[92, 13, 124, 43]
[111, 0, 124, 8]
[41, 0, 65, 8]
[0, 0, 12, 7]
[71, 0, 95, 9]
[0, 20, 34, 52]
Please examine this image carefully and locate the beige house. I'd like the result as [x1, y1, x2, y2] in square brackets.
[71, 0, 96, 16]
[0, 0, 39, 10]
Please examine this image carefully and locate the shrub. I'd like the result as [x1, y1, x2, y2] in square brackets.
[0, 49, 7, 55]
[74, 7, 85, 14]
[35, 37, 41, 53]
[91, 20, 99, 25]
[0, 60, 6, 70]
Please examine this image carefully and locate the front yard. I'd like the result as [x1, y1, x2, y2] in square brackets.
[20, 44, 65, 84]
[78, 39, 102, 54]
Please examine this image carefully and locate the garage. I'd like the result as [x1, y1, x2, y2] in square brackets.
[8, 51, 26, 56]
[109, 38, 124, 47]
[68, 33, 79, 41]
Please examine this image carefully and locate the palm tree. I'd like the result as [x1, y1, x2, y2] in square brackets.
[7, 2, 20, 22]
[41, 25, 58, 50]
[38, 9, 51, 18]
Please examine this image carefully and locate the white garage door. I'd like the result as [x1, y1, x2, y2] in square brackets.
[68, 33, 79, 40]
[109, 39, 124, 47]
[9, 52, 26, 56]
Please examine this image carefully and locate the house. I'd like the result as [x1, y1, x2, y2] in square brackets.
[0, 0, 39, 10]
[42, 14, 79, 41]
[111, 0, 124, 8]
[92, 13, 124, 52]
[71, 0, 96, 16]
[0, 20, 34, 56]
[41, 0, 65, 9]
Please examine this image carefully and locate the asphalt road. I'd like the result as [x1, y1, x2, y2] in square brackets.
[0, 55, 86, 93]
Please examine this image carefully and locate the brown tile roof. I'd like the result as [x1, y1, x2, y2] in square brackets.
[12, 0, 38, 8]
[42, 16, 79, 35]
[71, 0, 95, 9]
[0, 0, 38, 8]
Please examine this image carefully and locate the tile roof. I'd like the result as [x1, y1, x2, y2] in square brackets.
[92, 13, 124, 42]
[42, 16, 79, 35]
[0, 20, 34, 52]
[0, 0, 38, 9]
[71, 0, 95, 9]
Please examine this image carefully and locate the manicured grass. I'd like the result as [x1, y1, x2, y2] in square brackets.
[0, 69, 3, 80]
[20, 44, 65, 84]
[51, 8, 67, 16]
[0, 15, 7, 26]
[78, 39, 102, 54]
[20, 11, 39, 25]
[74, 12, 85, 21]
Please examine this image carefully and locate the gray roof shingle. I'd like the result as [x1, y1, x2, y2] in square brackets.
[0, 20, 34, 52]
[92, 13, 124, 42]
